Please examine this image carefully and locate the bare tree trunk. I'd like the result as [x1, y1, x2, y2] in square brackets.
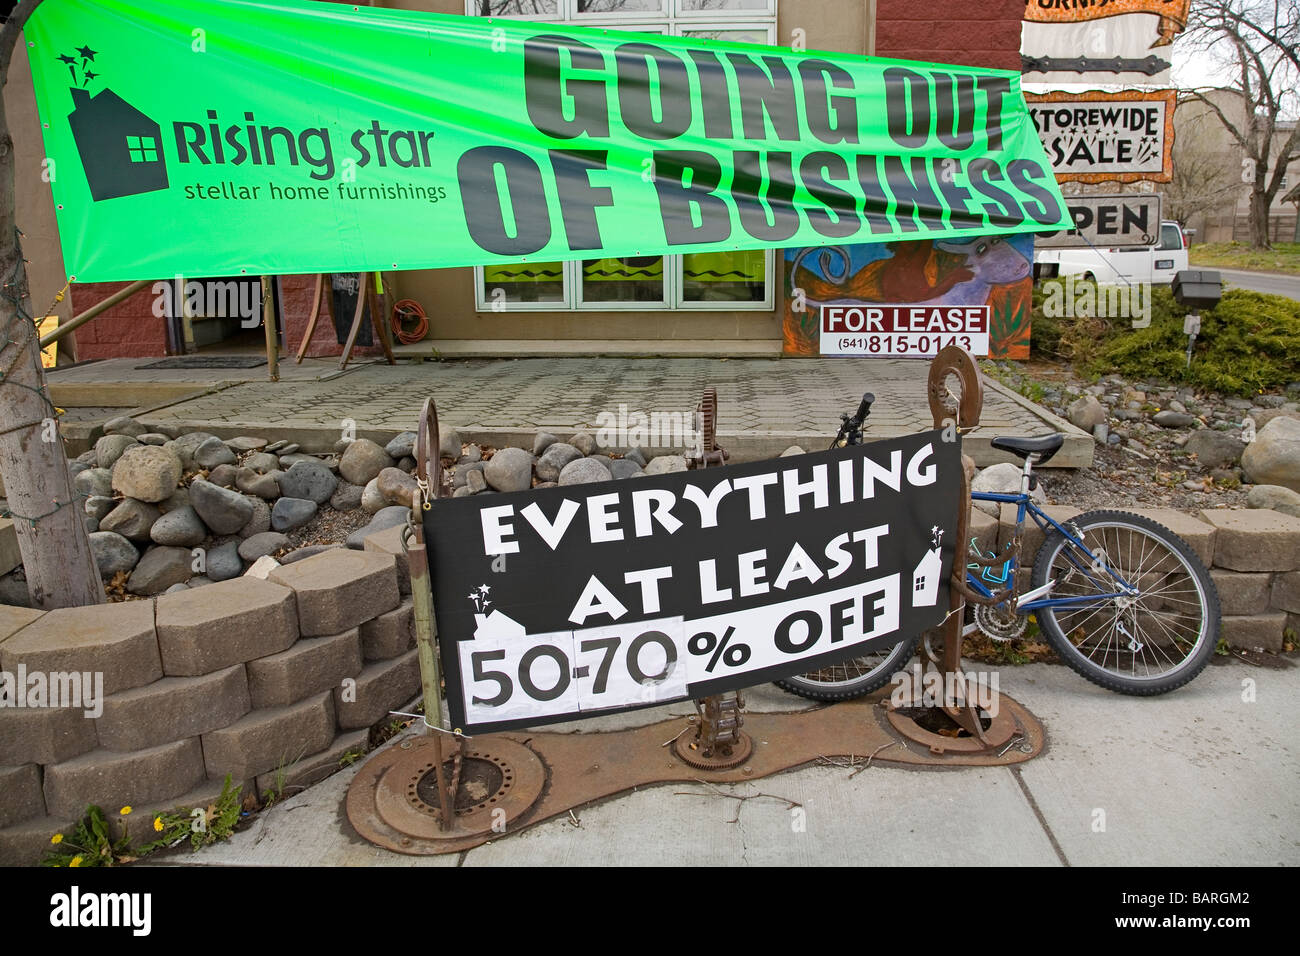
[1248, 185, 1273, 250]
[1, 2, 104, 608]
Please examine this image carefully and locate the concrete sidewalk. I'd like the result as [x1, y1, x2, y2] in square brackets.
[164, 657, 1298, 867]
[47, 356, 1092, 467]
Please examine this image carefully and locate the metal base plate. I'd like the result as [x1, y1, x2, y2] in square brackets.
[672, 728, 754, 769]
[347, 689, 1044, 855]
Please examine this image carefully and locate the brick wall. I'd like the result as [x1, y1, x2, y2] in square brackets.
[874, 0, 1025, 70]
[0, 540, 419, 865]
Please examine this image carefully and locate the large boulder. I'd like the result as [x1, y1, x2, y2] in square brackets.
[485, 447, 533, 492]
[74, 467, 113, 499]
[376, 467, 419, 507]
[1241, 418, 1300, 492]
[189, 478, 255, 534]
[110, 444, 183, 502]
[339, 439, 394, 486]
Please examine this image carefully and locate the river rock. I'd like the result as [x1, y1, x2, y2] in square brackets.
[339, 439, 394, 486]
[346, 506, 409, 549]
[158, 488, 190, 514]
[193, 436, 237, 469]
[645, 455, 688, 475]
[88, 531, 139, 577]
[238, 496, 271, 538]
[100, 499, 161, 541]
[1185, 430, 1246, 468]
[277, 460, 337, 504]
[281, 544, 343, 565]
[330, 481, 364, 511]
[95, 434, 139, 469]
[149, 505, 207, 547]
[1250, 408, 1300, 431]
[1246, 484, 1300, 519]
[206, 463, 238, 488]
[534, 443, 582, 482]
[623, 447, 647, 468]
[484, 447, 533, 492]
[84, 496, 116, 521]
[533, 432, 559, 457]
[110, 444, 183, 502]
[467, 469, 488, 494]
[226, 436, 267, 452]
[1067, 395, 1106, 432]
[271, 497, 317, 532]
[376, 466, 419, 507]
[189, 478, 255, 534]
[385, 431, 417, 460]
[361, 478, 387, 513]
[439, 425, 462, 461]
[205, 540, 243, 581]
[1152, 410, 1198, 428]
[103, 415, 147, 438]
[459, 444, 482, 464]
[559, 458, 611, 485]
[610, 458, 643, 480]
[243, 452, 281, 474]
[126, 546, 194, 595]
[570, 432, 598, 456]
[234, 467, 280, 499]
[1241, 417, 1300, 492]
[238, 532, 291, 563]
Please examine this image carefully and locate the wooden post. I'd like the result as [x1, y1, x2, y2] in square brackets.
[262, 275, 278, 382]
[0, 0, 105, 608]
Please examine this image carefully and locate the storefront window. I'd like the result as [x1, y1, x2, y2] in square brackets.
[469, 0, 776, 314]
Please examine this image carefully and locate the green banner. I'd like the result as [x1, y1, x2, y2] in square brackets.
[27, 0, 1070, 282]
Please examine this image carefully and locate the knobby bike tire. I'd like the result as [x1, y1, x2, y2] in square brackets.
[773, 633, 922, 701]
[1029, 509, 1220, 696]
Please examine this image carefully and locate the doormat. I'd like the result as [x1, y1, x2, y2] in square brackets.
[136, 356, 267, 369]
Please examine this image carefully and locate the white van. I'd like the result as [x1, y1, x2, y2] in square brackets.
[1035, 221, 1189, 285]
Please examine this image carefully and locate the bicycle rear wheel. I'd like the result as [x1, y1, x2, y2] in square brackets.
[1030, 510, 1219, 696]
[773, 634, 921, 701]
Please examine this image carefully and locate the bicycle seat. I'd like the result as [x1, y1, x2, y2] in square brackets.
[990, 434, 1064, 464]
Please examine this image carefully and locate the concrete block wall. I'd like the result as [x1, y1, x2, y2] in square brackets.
[0, 546, 419, 865]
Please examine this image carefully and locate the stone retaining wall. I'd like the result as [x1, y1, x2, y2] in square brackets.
[0, 542, 418, 865]
[2, 505, 1298, 865]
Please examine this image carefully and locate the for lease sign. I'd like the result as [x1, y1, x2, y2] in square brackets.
[821, 305, 989, 357]
[425, 434, 959, 733]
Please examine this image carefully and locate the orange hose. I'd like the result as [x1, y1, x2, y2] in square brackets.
[391, 298, 428, 345]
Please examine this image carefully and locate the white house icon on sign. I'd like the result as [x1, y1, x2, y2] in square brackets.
[911, 527, 944, 607]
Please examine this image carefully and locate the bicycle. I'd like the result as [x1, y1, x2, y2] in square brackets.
[775, 394, 1221, 700]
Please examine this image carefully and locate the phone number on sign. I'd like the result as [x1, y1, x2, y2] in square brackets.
[827, 333, 988, 357]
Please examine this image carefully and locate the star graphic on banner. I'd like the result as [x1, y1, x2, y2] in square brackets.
[83, 70, 98, 82]
[76, 45, 97, 62]
[478, 584, 491, 595]
[57, 54, 77, 65]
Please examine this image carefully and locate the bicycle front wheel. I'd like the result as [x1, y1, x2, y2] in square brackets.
[773, 634, 921, 701]
[1030, 510, 1220, 696]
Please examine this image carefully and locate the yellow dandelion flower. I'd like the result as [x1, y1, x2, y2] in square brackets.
[50, 833, 63, 845]
[153, 817, 164, 832]
[120, 806, 132, 815]
[69, 856, 83, 867]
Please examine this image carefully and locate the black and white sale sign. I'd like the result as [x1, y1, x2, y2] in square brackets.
[426, 432, 959, 733]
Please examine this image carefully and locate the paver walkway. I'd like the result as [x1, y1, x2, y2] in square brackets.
[51, 357, 1091, 466]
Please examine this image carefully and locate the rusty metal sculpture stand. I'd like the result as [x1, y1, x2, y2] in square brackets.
[883, 346, 1026, 754]
[347, 377, 1045, 855]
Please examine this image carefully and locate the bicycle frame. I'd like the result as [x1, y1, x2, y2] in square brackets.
[968, 467, 1138, 617]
